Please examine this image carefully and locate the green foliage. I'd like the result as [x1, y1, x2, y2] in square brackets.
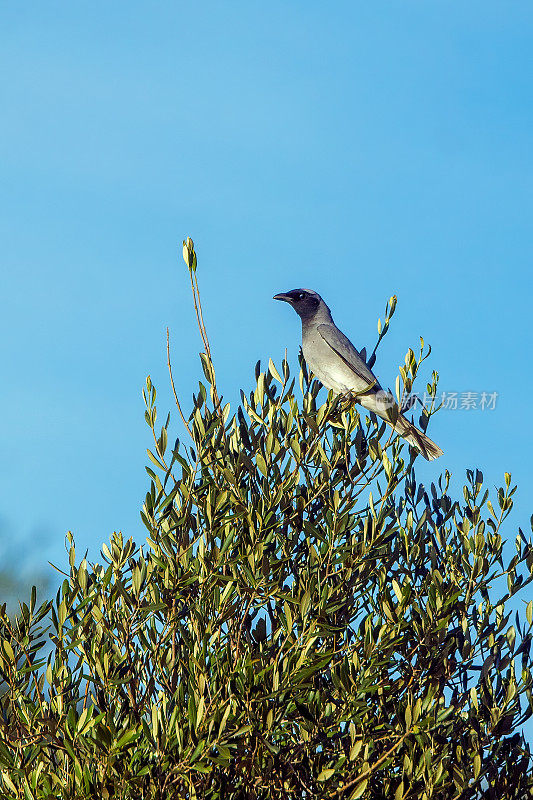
[0, 239, 532, 798]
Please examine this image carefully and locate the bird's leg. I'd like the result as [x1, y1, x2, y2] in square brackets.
[326, 392, 353, 424]
[338, 390, 359, 411]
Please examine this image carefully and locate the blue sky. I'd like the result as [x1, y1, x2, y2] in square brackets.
[1, 0, 532, 670]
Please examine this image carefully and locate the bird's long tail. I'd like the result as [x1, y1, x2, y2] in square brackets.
[358, 393, 443, 461]
[392, 413, 443, 461]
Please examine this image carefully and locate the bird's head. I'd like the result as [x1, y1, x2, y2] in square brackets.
[273, 288, 326, 320]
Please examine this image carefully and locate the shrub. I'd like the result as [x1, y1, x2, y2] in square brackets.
[0, 240, 532, 799]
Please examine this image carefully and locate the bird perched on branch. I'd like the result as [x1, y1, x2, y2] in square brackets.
[274, 288, 443, 461]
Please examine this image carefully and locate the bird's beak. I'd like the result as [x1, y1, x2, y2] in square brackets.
[273, 293, 292, 303]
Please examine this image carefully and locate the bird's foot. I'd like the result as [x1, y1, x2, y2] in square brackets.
[339, 391, 358, 408]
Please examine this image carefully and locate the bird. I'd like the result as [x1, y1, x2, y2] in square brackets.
[273, 288, 443, 461]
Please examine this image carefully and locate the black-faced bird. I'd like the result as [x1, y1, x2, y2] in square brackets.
[274, 288, 442, 461]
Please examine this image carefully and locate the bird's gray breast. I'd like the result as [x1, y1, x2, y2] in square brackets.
[302, 328, 362, 394]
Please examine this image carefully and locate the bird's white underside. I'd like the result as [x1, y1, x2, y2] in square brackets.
[302, 336, 370, 395]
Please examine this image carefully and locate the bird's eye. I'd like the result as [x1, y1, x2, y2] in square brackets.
[295, 292, 306, 301]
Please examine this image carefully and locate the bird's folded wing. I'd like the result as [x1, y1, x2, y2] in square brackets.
[317, 324, 380, 390]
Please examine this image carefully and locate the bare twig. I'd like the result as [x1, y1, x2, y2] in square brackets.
[167, 327, 193, 440]
[183, 240, 228, 443]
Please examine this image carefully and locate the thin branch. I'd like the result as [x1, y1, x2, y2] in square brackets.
[187, 267, 228, 443]
[329, 729, 410, 797]
[167, 327, 193, 440]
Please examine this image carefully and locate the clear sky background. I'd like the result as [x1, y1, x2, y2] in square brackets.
[2, 0, 532, 735]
